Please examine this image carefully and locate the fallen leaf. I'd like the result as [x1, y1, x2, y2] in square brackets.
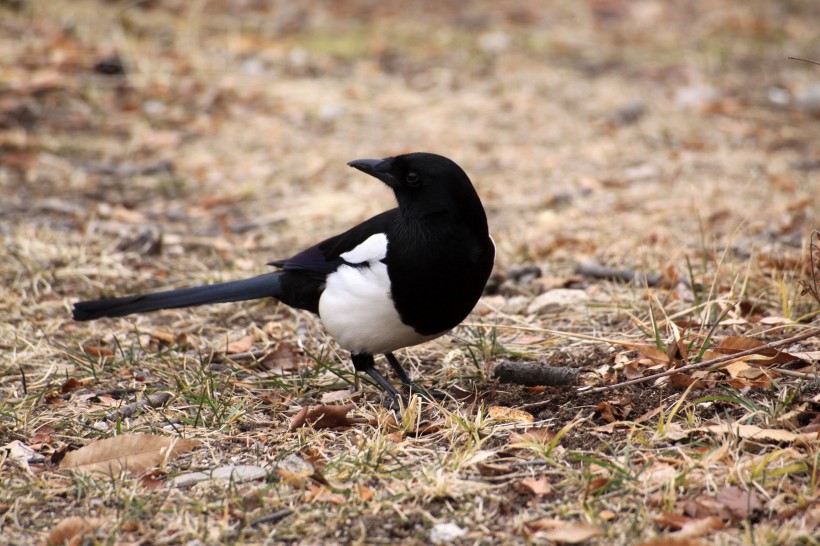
[354, 484, 375, 502]
[47, 517, 106, 546]
[537, 522, 603, 543]
[320, 389, 354, 404]
[261, 342, 304, 372]
[586, 476, 611, 494]
[59, 378, 85, 394]
[715, 336, 802, 365]
[519, 476, 551, 497]
[652, 511, 691, 530]
[595, 398, 633, 423]
[638, 539, 707, 546]
[510, 427, 556, 446]
[306, 485, 345, 504]
[488, 405, 534, 424]
[673, 516, 724, 539]
[638, 462, 678, 485]
[225, 334, 255, 354]
[59, 434, 200, 474]
[288, 404, 362, 430]
[696, 423, 818, 444]
[83, 346, 113, 358]
[683, 494, 731, 519]
[716, 485, 764, 520]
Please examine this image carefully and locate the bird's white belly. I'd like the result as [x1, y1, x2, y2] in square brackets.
[319, 262, 442, 354]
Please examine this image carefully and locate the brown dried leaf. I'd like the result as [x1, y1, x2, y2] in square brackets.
[652, 511, 692, 530]
[225, 334, 255, 354]
[635, 344, 673, 366]
[288, 404, 360, 431]
[59, 434, 200, 474]
[261, 342, 303, 372]
[696, 423, 819, 444]
[673, 516, 724, 539]
[59, 378, 85, 394]
[487, 405, 534, 424]
[715, 336, 802, 365]
[538, 522, 603, 543]
[510, 427, 557, 446]
[306, 485, 345, 504]
[47, 517, 106, 545]
[716, 485, 764, 520]
[638, 539, 708, 546]
[354, 484, 375, 502]
[519, 476, 551, 497]
[595, 398, 633, 423]
[586, 476, 611, 494]
[83, 346, 113, 358]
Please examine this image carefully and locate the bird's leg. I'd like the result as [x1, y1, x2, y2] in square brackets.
[351, 353, 406, 413]
[384, 352, 446, 400]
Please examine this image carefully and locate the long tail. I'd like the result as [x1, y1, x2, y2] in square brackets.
[72, 272, 283, 321]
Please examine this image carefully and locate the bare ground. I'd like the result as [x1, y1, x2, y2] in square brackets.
[1, 0, 820, 544]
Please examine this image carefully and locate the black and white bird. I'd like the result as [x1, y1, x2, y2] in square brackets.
[73, 152, 495, 409]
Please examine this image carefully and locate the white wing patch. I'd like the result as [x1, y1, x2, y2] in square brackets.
[340, 233, 388, 264]
[319, 234, 442, 354]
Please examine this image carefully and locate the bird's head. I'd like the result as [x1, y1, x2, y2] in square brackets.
[348, 152, 485, 222]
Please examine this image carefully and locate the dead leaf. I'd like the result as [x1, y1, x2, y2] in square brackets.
[586, 476, 612, 495]
[684, 494, 731, 519]
[261, 342, 304, 372]
[696, 423, 819, 444]
[715, 336, 802, 365]
[59, 378, 85, 394]
[510, 427, 557, 446]
[652, 511, 692, 530]
[673, 516, 724, 539]
[638, 539, 707, 546]
[519, 476, 551, 497]
[638, 462, 678, 485]
[289, 404, 362, 430]
[716, 485, 764, 520]
[353, 484, 375, 502]
[47, 517, 106, 546]
[320, 389, 354, 404]
[537, 522, 603, 543]
[306, 485, 345, 504]
[59, 434, 200, 474]
[595, 398, 633, 423]
[83, 346, 113, 358]
[225, 334, 255, 354]
[487, 405, 534, 424]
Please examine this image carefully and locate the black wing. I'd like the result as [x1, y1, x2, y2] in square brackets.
[268, 208, 398, 279]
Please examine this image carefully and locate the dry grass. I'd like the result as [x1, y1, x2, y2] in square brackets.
[1, 0, 819, 544]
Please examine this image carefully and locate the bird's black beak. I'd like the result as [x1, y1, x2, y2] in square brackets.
[347, 158, 397, 188]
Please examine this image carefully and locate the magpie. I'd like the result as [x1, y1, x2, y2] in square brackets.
[73, 152, 495, 409]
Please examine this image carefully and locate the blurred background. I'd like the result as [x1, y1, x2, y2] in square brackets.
[1, 0, 818, 314]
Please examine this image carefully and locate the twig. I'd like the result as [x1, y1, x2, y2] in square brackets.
[104, 391, 173, 421]
[249, 509, 294, 527]
[494, 361, 581, 386]
[578, 328, 820, 394]
[788, 56, 820, 67]
[576, 260, 661, 286]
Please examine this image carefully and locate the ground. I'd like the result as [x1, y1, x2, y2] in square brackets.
[1, 0, 819, 545]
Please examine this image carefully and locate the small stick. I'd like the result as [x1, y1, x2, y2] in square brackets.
[249, 509, 294, 527]
[576, 260, 661, 286]
[579, 328, 820, 394]
[104, 391, 173, 421]
[788, 57, 820, 67]
[494, 361, 581, 386]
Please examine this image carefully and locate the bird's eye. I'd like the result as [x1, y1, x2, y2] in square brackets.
[405, 171, 420, 187]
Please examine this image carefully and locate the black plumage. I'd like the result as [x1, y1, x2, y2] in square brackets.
[73, 152, 495, 410]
